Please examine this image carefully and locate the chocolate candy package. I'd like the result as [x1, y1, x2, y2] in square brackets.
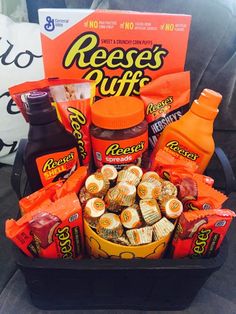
[140, 71, 190, 149]
[5, 193, 84, 259]
[9, 78, 95, 166]
[171, 209, 235, 259]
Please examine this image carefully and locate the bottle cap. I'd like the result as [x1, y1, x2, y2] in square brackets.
[26, 91, 57, 124]
[191, 89, 222, 120]
[91, 96, 145, 129]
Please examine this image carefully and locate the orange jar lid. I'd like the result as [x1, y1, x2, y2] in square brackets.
[91, 96, 145, 130]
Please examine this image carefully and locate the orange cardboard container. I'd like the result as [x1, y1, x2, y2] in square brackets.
[39, 9, 191, 98]
[84, 220, 173, 259]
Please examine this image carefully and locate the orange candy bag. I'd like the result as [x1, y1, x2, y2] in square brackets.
[19, 166, 88, 215]
[6, 193, 84, 259]
[140, 71, 190, 148]
[172, 209, 235, 258]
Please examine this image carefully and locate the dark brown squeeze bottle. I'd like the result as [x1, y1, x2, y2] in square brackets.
[24, 91, 81, 192]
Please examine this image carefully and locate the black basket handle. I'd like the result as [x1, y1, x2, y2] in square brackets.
[11, 138, 27, 199]
[214, 147, 236, 195]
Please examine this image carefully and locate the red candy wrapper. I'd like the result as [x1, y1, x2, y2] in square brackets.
[172, 209, 235, 258]
[19, 181, 64, 216]
[151, 149, 227, 210]
[5, 193, 84, 259]
[19, 166, 88, 216]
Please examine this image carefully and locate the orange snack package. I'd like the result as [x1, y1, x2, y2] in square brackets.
[140, 71, 190, 148]
[19, 181, 64, 216]
[6, 193, 84, 259]
[151, 149, 227, 210]
[19, 166, 88, 216]
[179, 176, 227, 211]
[39, 9, 191, 98]
[150, 149, 198, 180]
[172, 209, 235, 258]
[55, 165, 88, 198]
[9, 78, 95, 166]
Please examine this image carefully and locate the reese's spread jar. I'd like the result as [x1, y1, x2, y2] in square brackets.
[91, 96, 148, 170]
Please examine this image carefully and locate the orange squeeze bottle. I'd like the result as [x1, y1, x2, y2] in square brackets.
[154, 89, 222, 174]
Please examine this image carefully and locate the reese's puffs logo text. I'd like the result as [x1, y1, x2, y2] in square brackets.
[63, 32, 169, 97]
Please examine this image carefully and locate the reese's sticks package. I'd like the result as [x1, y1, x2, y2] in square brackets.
[38, 9, 191, 98]
[140, 71, 190, 148]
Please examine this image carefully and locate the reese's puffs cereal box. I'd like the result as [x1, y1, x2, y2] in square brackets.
[39, 9, 191, 98]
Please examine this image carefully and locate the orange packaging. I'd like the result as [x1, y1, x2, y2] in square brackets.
[152, 149, 227, 210]
[9, 78, 95, 166]
[38, 9, 191, 98]
[5, 193, 84, 259]
[19, 181, 64, 216]
[154, 89, 223, 173]
[19, 166, 88, 216]
[140, 71, 190, 148]
[172, 209, 235, 258]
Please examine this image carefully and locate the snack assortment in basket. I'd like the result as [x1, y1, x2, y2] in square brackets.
[5, 9, 235, 260]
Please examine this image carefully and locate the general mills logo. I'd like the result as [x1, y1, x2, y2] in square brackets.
[44, 16, 55, 32]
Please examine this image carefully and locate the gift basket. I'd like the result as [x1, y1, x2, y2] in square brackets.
[5, 9, 236, 310]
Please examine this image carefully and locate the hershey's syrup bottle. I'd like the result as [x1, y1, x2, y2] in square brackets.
[24, 91, 81, 192]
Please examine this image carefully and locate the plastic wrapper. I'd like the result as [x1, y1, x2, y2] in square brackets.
[6, 193, 84, 259]
[140, 71, 190, 148]
[151, 149, 227, 210]
[172, 209, 235, 258]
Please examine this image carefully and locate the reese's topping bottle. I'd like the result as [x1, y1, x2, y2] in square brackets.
[154, 89, 222, 173]
[24, 91, 81, 192]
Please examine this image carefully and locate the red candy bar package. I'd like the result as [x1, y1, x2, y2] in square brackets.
[5, 193, 84, 259]
[172, 209, 235, 259]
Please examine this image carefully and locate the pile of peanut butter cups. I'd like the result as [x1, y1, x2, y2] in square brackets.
[79, 165, 183, 246]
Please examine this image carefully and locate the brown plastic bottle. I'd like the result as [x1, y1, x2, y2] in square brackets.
[24, 91, 81, 192]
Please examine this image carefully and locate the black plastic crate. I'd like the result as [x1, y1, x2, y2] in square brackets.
[14, 239, 227, 311]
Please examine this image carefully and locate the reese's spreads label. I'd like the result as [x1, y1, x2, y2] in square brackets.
[91, 131, 148, 169]
[39, 9, 191, 98]
[140, 71, 190, 148]
[36, 148, 79, 186]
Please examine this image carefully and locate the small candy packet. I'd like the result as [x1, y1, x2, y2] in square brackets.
[171, 209, 235, 258]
